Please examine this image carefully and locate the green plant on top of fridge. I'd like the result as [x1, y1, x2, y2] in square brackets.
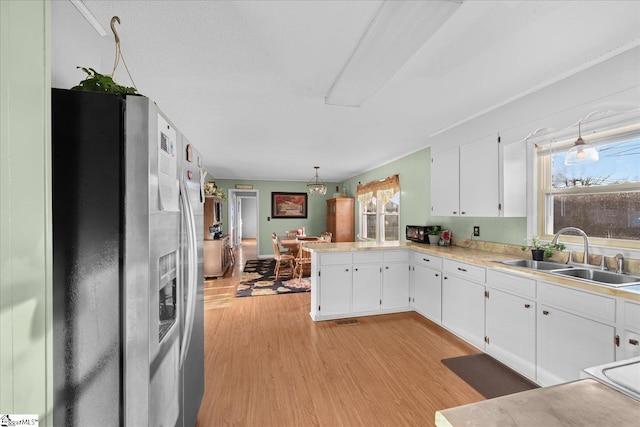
[71, 67, 137, 95]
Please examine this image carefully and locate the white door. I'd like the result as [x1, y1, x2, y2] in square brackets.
[382, 263, 410, 310]
[485, 288, 536, 379]
[236, 197, 242, 242]
[319, 265, 351, 317]
[537, 305, 615, 386]
[352, 264, 381, 313]
[411, 264, 442, 323]
[442, 275, 485, 349]
[431, 146, 460, 216]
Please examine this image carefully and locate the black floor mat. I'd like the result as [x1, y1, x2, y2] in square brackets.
[442, 353, 539, 399]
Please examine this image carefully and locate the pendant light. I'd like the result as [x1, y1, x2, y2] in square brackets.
[565, 121, 599, 165]
[307, 166, 327, 195]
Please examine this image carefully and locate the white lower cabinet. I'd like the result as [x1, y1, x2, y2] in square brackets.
[537, 304, 615, 386]
[382, 250, 410, 311]
[485, 288, 536, 380]
[352, 263, 381, 313]
[314, 250, 409, 320]
[411, 263, 442, 323]
[382, 263, 410, 310]
[318, 264, 351, 318]
[442, 274, 486, 350]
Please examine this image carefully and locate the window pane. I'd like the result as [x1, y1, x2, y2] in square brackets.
[552, 192, 640, 240]
[364, 198, 377, 213]
[383, 215, 399, 241]
[552, 138, 640, 189]
[364, 214, 377, 240]
[382, 192, 400, 213]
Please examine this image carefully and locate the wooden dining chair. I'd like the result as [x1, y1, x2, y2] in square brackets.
[272, 234, 295, 280]
[272, 232, 292, 255]
[293, 242, 313, 283]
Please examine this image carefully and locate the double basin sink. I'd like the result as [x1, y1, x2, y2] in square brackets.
[499, 259, 640, 287]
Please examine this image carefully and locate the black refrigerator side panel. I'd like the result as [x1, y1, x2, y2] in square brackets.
[52, 89, 124, 426]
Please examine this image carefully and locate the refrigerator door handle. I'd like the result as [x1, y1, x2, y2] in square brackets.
[179, 177, 198, 368]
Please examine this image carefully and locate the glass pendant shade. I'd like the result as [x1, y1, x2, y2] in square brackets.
[565, 123, 599, 165]
[307, 166, 327, 195]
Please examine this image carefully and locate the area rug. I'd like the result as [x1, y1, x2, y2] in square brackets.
[442, 353, 539, 399]
[235, 259, 311, 297]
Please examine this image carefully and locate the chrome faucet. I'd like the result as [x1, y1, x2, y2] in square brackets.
[551, 227, 590, 266]
[615, 254, 624, 274]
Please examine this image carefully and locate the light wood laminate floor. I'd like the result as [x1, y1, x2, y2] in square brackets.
[198, 239, 484, 426]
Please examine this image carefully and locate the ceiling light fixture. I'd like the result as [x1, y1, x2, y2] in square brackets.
[307, 167, 327, 195]
[564, 121, 599, 165]
[70, 0, 108, 36]
[325, 0, 462, 107]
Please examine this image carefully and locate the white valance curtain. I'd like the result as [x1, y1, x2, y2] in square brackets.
[356, 174, 400, 205]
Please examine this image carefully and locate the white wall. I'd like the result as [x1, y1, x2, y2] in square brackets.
[240, 197, 257, 238]
[51, 0, 106, 89]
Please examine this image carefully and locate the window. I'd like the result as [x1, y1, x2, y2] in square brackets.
[357, 175, 400, 242]
[535, 112, 640, 248]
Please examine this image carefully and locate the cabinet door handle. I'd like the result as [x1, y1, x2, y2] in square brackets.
[354, 268, 358, 271]
[630, 339, 639, 346]
[461, 211, 466, 215]
[345, 268, 349, 272]
[542, 310, 550, 315]
[443, 276, 448, 280]
[524, 304, 531, 308]
[423, 258, 430, 262]
[385, 266, 389, 269]
[453, 211, 457, 215]
[435, 273, 439, 277]
[457, 267, 467, 272]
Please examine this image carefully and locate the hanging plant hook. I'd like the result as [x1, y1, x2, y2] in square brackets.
[108, 16, 137, 91]
[110, 16, 122, 77]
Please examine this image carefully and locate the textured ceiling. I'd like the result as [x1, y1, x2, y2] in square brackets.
[81, 0, 640, 182]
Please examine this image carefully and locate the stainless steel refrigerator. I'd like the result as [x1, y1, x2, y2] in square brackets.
[52, 89, 204, 426]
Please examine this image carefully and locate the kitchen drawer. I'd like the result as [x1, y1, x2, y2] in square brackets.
[353, 251, 382, 264]
[411, 251, 443, 270]
[539, 281, 615, 324]
[443, 259, 486, 284]
[320, 252, 352, 266]
[624, 301, 640, 332]
[383, 250, 409, 263]
[488, 269, 536, 299]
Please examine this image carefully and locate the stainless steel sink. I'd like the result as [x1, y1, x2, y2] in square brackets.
[498, 259, 640, 287]
[582, 357, 640, 401]
[552, 268, 640, 287]
[500, 259, 574, 271]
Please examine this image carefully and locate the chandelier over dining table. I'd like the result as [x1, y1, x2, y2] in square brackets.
[307, 166, 327, 195]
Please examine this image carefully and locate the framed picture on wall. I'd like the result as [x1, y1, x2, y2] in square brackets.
[271, 192, 308, 218]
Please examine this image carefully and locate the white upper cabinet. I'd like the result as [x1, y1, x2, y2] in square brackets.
[500, 139, 528, 217]
[430, 145, 460, 216]
[431, 134, 526, 217]
[459, 135, 500, 216]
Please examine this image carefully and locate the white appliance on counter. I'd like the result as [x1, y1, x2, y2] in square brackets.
[582, 356, 640, 401]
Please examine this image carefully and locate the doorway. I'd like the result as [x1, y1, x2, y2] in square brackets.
[228, 189, 259, 250]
